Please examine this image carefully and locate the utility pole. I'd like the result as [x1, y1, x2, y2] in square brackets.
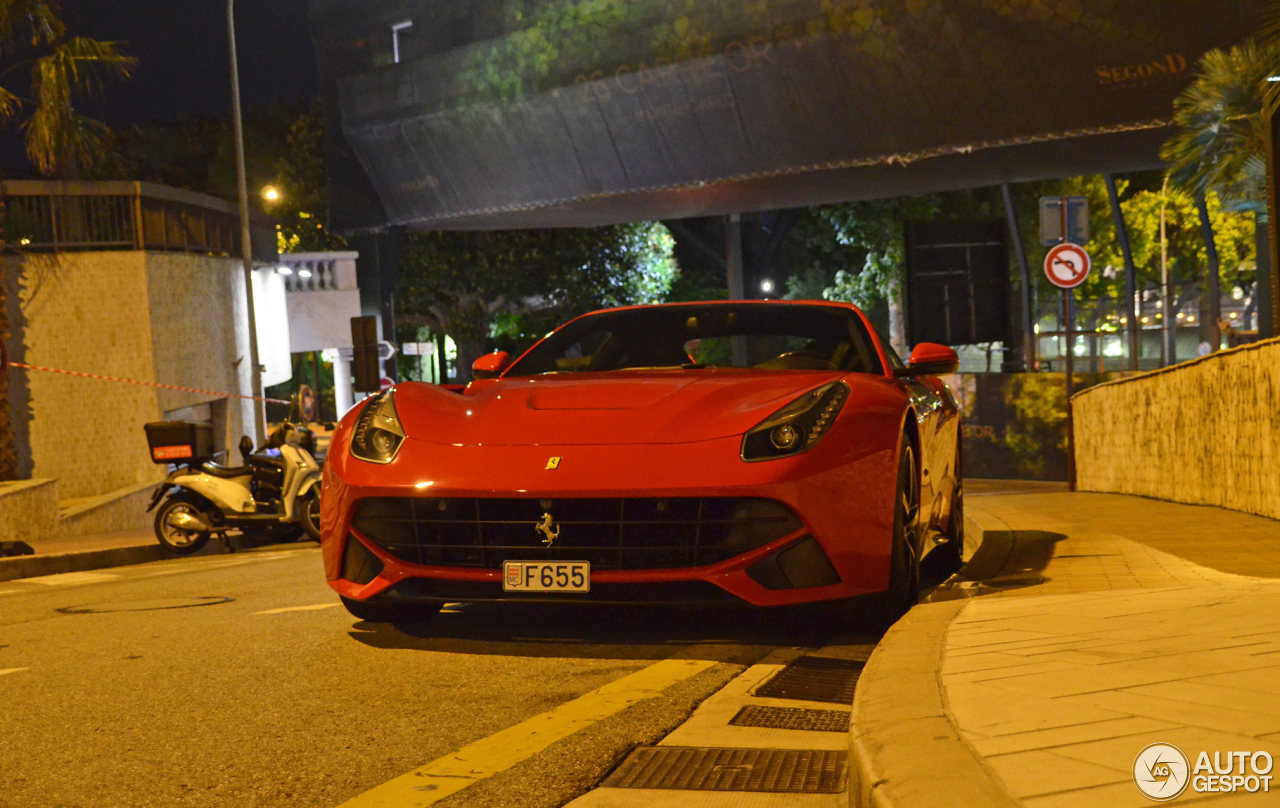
[228, 0, 265, 442]
[1160, 177, 1176, 366]
[1265, 101, 1280, 337]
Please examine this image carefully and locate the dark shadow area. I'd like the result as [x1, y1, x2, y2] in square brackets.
[346, 599, 885, 664]
[927, 529, 1067, 600]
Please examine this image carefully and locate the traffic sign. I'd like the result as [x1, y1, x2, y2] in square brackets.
[1039, 196, 1089, 246]
[296, 384, 318, 422]
[1044, 243, 1091, 289]
[377, 341, 398, 361]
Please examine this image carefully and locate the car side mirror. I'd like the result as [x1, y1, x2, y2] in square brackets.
[472, 351, 510, 380]
[896, 343, 959, 377]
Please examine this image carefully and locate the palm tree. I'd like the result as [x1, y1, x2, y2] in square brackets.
[1160, 40, 1279, 210]
[0, 1, 133, 480]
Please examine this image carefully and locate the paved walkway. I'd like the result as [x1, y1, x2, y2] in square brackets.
[853, 486, 1280, 808]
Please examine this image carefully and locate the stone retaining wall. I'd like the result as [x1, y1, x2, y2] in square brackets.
[1073, 336, 1280, 520]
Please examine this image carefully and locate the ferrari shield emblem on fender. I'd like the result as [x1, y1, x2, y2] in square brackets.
[535, 513, 560, 547]
[545, 456, 561, 469]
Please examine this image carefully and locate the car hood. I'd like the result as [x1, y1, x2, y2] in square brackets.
[392, 370, 858, 446]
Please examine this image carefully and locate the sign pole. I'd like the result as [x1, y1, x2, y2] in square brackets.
[1063, 288, 1076, 491]
[1058, 198, 1076, 492]
[1041, 197, 1089, 492]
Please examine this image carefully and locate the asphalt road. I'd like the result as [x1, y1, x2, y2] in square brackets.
[0, 544, 881, 808]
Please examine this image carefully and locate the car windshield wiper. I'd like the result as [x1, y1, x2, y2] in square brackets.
[681, 362, 711, 369]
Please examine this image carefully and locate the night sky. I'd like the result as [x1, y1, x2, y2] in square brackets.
[63, 0, 318, 127]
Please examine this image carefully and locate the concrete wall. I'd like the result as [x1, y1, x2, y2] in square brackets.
[9, 251, 255, 499]
[0, 479, 58, 544]
[1073, 336, 1280, 520]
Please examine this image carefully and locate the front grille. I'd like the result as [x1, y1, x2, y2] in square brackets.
[351, 496, 802, 571]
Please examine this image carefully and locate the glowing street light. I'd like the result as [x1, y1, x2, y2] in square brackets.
[262, 185, 280, 202]
[760, 279, 775, 294]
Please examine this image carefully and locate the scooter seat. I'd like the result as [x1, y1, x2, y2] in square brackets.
[201, 461, 252, 478]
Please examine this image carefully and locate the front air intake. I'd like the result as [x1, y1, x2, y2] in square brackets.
[341, 533, 384, 585]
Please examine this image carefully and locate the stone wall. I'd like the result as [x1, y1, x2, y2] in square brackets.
[1073, 336, 1280, 520]
[8, 251, 251, 499]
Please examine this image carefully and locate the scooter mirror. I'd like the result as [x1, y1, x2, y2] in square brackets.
[238, 435, 255, 463]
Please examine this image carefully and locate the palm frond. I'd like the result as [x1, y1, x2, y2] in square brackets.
[0, 1, 64, 54]
[1161, 39, 1280, 206]
[25, 36, 135, 174]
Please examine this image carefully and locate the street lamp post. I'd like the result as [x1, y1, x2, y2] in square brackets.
[228, 0, 266, 442]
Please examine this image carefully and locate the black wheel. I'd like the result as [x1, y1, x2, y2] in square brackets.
[340, 596, 441, 625]
[299, 491, 321, 542]
[153, 495, 212, 555]
[879, 441, 921, 627]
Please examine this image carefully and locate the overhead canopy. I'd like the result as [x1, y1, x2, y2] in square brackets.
[309, 0, 1267, 232]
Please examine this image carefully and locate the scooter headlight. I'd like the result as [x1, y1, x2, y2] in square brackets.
[350, 390, 405, 464]
[741, 381, 850, 462]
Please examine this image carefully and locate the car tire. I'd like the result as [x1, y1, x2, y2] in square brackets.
[153, 495, 212, 555]
[299, 491, 321, 542]
[878, 441, 921, 628]
[340, 596, 441, 625]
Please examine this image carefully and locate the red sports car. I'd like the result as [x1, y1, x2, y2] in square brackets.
[320, 300, 962, 623]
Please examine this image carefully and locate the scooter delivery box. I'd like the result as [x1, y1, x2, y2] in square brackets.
[144, 421, 215, 464]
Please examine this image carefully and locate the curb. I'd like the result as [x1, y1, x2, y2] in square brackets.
[0, 544, 166, 583]
[848, 516, 1017, 808]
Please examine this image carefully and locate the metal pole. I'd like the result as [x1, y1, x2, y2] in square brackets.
[1160, 178, 1175, 365]
[228, 0, 265, 441]
[1001, 184, 1035, 371]
[1266, 105, 1280, 338]
[1196, 191, 1221, 352]
[1104, 174, 1140, 370]
[1063, 290, 1076, 491]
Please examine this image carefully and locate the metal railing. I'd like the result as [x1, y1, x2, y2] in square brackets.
[0, 180, 276, 261]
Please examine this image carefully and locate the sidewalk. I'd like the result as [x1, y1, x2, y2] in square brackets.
[852, 486, 1280, 807]
[0, 528, 164, 582]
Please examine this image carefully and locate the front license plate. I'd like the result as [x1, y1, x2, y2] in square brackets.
[502, 561, 591, 592]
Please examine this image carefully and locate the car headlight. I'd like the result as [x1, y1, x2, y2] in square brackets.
[741, 382, 850, 462]
[350, 390, 405, 464]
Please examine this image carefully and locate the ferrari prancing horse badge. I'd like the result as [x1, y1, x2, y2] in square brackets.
[545, 456, 561, 470]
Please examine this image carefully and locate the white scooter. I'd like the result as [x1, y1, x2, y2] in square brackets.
[145, 421, 322, 555]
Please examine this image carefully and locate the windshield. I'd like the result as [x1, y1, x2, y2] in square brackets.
[504, 304, 883, 377]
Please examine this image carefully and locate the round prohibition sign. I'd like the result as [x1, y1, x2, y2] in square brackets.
[1044, 243, 1091, 289]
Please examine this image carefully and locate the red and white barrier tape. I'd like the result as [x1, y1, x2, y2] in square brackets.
[4, 360, 290, 405]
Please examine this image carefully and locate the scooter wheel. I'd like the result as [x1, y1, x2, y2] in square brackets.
[299, 492, 322, 543]
[153, 496, 211, 555]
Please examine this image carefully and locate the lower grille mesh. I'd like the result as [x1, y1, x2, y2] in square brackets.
[351, 496, 801, 571]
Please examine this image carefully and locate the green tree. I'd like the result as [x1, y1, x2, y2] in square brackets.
[396, 223, 678, 381]
[818, 196, 942, 352]
[0, 1, 133, 480]
[94, 103, 346, 252]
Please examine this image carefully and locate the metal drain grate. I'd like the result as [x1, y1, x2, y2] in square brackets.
[729, 705, 851, 733]
[754, 656, 863, 704]
[602, 746, 847, 793]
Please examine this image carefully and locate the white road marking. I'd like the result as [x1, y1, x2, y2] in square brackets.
[18, 571, 120, 586]
[0, 668, 29, 677]
[252, 603, 341, 615]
